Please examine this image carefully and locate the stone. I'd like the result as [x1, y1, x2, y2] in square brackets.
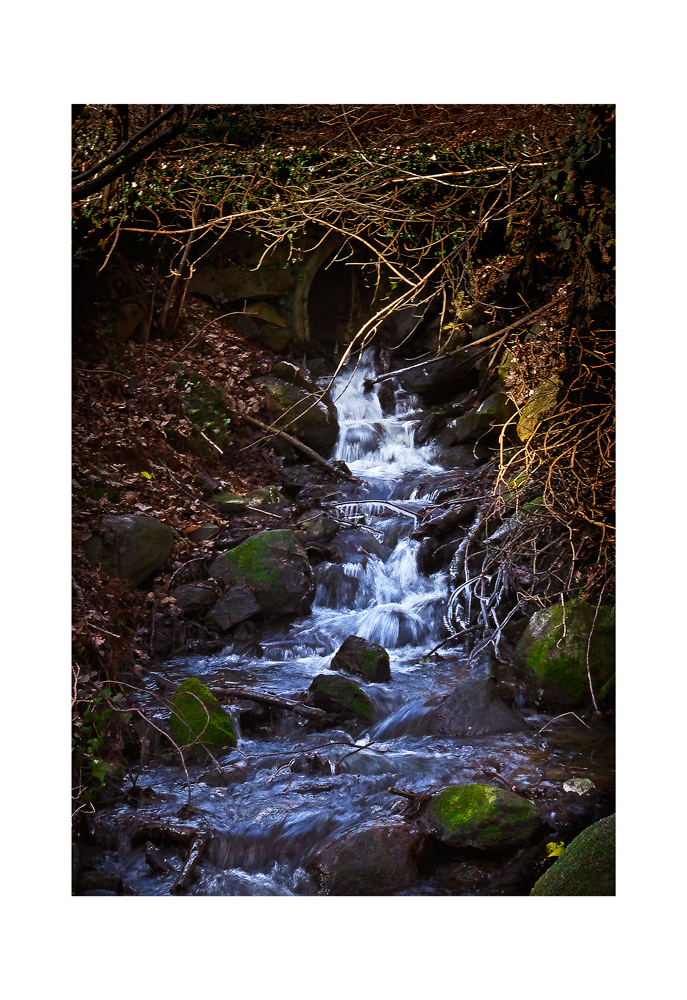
[170, 677, 237, 751]
[308, 819, 432, 895]
[398, 341, 485, 401]
[211, 491, 248, 516]
[426, 676, 530, 738]
[437, 390, 515, 445]
[184, 522, 221, 542]
[530, 814, 615, 895]
[82, 514, 174, 587]
[209, 529, 314, 616]
[294, 509, 339, 545]
[513, 598, 615, 711]
[205, 584, 260, 632]
[171, 581, 220, 615]
[254, 374, 339, 456]
[420, 783, 541, 850]
[331, 634, 391, 683]
[307, 674, 374, 722]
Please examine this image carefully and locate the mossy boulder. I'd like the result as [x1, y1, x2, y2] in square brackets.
[170, 677, 237, 751]
[294, 509, 339, 546]
[514, 598, 615, 711]
[253, 371, 339, 456]
[209, 529, 314, 616]
[420, 783, 541, 850]
[82, 514, 174, 587]
[308, 674, 374, 722]
[331, 635, 391, 683]
[530, 813, 615, 895]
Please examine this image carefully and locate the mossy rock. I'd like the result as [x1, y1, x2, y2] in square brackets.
[254, 375, 339, 456]
[170, 677, 237, 751]
[211, 491, 248, 516]
[209, 529, 314, 616]
[514, 598, 615, 712]
[82, 514, 174, 587]
[308, 674, 374, 722]
[420, 783, 540, 850]
[517, 372, 560, 442]
[530, 814, 615, 895]
[331, 635, 391, 683]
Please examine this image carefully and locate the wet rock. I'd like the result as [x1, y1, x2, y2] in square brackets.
[331, 634, 391, 683]
[243, 485, 291, 518]
[200, 765, 249, 786]
[171, 581, 220, 615]
[170, 677, 237, 751]
[151, 620, 190, 657]
[205, 584, 260, 632]
[309, 819, 433, 894]
[209, 529, 314, 616]
[530, 813, 615, 895]
[82, 514, 174, 587]
[77, 870, 135, 895]
[427, 676, 530, 738]
[307, 674, 374, 723]
[513, 598, 615, 712]
[420, 783, 541, 850]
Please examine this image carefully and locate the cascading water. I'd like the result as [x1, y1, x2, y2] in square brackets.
[83, 350, 615, 896]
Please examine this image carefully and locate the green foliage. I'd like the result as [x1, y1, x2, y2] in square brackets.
[72, 674, 130, 820]
[176, 369, 233, 453]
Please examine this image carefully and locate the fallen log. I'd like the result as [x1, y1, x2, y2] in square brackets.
[211, 685, 328, 721]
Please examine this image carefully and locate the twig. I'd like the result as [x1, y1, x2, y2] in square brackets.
[585, 581, 607, 713]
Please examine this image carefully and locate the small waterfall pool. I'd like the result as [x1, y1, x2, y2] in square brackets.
[82, 351, 615, 895]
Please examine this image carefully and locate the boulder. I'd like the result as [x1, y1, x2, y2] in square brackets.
[530, 814, 615, 895]
[171, 581, 220, 615]
[211, 491, 249, 516]
[436, 390, 515, 446]
[209, 529, 314, 616]
[82, 514, 174, 587]
[398, 342, 484, 402]
[331, 635, 391, 683]
[307, 674, 374, 723]
[420, 783, 541, 850]
[426, 676, 530, 738]
[205, 584, 260, 632]
[170, 677, 237, 751]
[254, 367, 339, 456]
[514, 598, 615, 712]
[309, 819, 432, 895]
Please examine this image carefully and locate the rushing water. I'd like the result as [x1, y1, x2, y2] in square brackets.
[83, 351, 614, 895]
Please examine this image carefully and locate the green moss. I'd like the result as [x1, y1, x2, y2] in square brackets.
[516, 599, 615, 709]
[309, 675, 373, 721]
[530, 814, 615, 895]
[221, 530, 293, 590]
[170, 677, 237, 750]
[425, 783, 540, 850]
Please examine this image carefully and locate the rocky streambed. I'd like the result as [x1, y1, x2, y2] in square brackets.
[75, 349, 615, 896]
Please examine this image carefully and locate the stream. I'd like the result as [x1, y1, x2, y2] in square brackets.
[83, 350, 615, 895]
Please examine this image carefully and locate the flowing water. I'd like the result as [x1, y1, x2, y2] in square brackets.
[84, 351, 615, 895]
